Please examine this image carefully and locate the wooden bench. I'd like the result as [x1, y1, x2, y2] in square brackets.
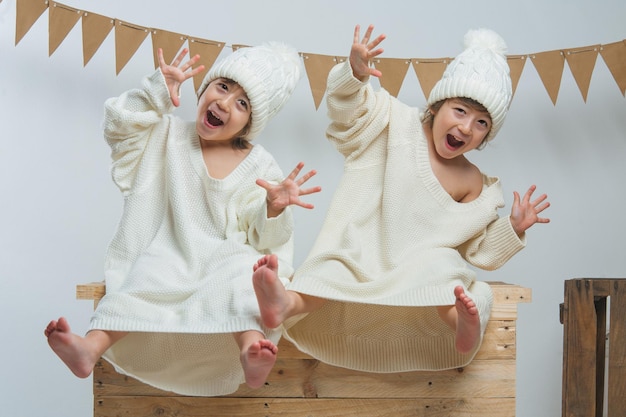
[77, 281, 531, 417]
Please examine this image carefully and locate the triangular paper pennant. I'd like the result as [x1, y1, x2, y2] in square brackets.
[599, 40, 626, 96]
[412, 58, 450, 101]
[15, 0, 48, 45]
[114, 20, 149, 75]
[564, 45, 599, 102]
[530, 49, 565, 105]
[302, 53, 343, 110]
[82, 11, 114, 66]
[48, 2, 81, 57]
[507, 55, 527, 98]
[232, 44, 250, 52]
[189, 38, 225, 92]
[151, 29, 187, 69]
[374, 57, 410, 98]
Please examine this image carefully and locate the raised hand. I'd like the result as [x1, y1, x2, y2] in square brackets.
[256, 162, 322, 218]
[157, 48, 205, 107]
[350, 24, 386, 81]
[510, 185, 550, 236]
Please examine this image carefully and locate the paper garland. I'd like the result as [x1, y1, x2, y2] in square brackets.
[14, 0, 626, 109]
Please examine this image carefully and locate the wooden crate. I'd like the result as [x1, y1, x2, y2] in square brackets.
[77, 281, 531, 417]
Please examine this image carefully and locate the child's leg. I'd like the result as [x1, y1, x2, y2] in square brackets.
[44, 317, 127, 378]
[436, 286, 481, 354]
[252, 254, 325, 329]
[233, 330, 278, 389]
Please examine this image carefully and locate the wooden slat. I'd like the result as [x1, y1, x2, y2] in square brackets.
[607, 280, 626, 417]
[95, 357, 515, 399]
[94, 396, 517, 417]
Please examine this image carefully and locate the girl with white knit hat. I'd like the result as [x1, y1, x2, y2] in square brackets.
[253, 24, 550, 373]
[45, 43, 320, 395]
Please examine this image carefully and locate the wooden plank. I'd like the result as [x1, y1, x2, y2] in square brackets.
[607, 279, 626, 416]
[93, 396, 517, 417]
[95, 358, 515, 399]
[562, 279, 602, 417]
[77, 281, 531, 304]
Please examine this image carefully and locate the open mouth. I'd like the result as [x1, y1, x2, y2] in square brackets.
[446, 134, 464, 149]
[206, 110, 223, 127]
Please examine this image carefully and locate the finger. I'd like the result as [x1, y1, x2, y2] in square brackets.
[294, 200, 315, 210]
[362, 24, 375, 44]
[353, 24, 361, 44]
[299, 185, 322, 196]
[157, 48, 166, 68]
[286, 162, 305, 180]
[523, 185, 537, 202]
[255, 178, 271, 191]
[296, 169, 318, 185]
[171, 48, 189, 66]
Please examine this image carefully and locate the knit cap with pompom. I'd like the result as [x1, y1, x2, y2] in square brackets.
[197, 42, 302, 140]
[427, 28, 512, 142]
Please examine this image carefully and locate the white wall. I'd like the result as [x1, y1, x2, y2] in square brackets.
[1, 0, 625, 416]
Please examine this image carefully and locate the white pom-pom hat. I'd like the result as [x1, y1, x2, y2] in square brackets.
[197, 42, 302, 140]
[427, 28, 512, 142]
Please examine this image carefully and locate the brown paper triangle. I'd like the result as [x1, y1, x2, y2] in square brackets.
[412, 58, 450, 101]
[599, 41, 626, 96]
[81, 12, 114, 66]
[189, 38, 225, 92]
[302, 53, 343, 110]
[151, 29, 187, 69]
[507, 55, 527, 98]
[373, 57, 410, 97]
[48, 3, 81, 56]
[15, 0, 48, 45]
[115, 21, 149, 75]
[232, 44, 250, 52]
[530, 50, 565, 105]
[564, 45, 599, 102]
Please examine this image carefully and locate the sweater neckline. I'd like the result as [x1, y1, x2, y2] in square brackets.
[415, 125, 497, 211]
[189, 128, 262, 188]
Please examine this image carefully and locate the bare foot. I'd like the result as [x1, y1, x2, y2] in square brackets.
[252, 254, 291, 328]
[44, 317, 98, 378]
[241, 339, 278, 389]
[454, 286, 481, 354]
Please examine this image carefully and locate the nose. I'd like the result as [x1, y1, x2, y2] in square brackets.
[216, 94, 235, 111]
[458, 120, 472, 136]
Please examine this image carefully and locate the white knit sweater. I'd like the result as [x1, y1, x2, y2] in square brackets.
[89, 69, 295, 396]
[283, 61, 526, 372]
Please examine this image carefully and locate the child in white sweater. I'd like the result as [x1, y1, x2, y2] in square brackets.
[45, 43, 320, 395]
[253, 24, 550, 372]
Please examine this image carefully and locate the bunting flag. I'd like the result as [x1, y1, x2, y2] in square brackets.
[13, 0, 626, 107]
[302, 53, 344, 109]
[374, 57, 410, 98]
[530, 50, 565, 105]
[412, 58, 451, 100]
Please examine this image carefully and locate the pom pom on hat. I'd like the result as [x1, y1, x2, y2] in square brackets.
[427, 28, 512, 142]
[197, 42, 302, 140]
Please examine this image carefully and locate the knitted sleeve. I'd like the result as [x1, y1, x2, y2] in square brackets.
[456, 215, 526, 270]
[103, 69, 175, 195]
[325, 61, 391, 162]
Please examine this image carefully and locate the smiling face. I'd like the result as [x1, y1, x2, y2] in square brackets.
[429, 98, 492, 160]
[196, 78, 252, 144]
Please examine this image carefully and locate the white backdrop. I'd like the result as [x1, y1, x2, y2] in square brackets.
[1, 0, 625, 416]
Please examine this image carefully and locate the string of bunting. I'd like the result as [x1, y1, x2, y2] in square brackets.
[14, 0, 626, 109]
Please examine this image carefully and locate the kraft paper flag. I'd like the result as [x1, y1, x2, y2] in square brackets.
[600, 41, 626, 96]
[81, 12, 114, 66]
[114, 20, 149, 75]
[530, 49, 565, 105]
[302, 53, 345, 110]
[374, 57, 410, 98]
[15, 0, 48, 45]
[151, 29, 187, 69]
[412, 58, 450, 100]
[507, 55, 527, 97]
[564, 45, 599, 102]
[48, 2, 81, 56]
[189, 38, 225, 92]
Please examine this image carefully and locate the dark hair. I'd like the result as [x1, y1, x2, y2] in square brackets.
[198, 78, 252, 150]
[422, 97, 492, 150]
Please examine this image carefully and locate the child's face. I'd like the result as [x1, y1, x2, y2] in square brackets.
[196, 78, 252, 142]
[429, 98, 491, 159]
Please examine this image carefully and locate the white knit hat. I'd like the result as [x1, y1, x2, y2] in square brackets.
[197, 42, 302, 140]
[427, 28, 512, 142]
